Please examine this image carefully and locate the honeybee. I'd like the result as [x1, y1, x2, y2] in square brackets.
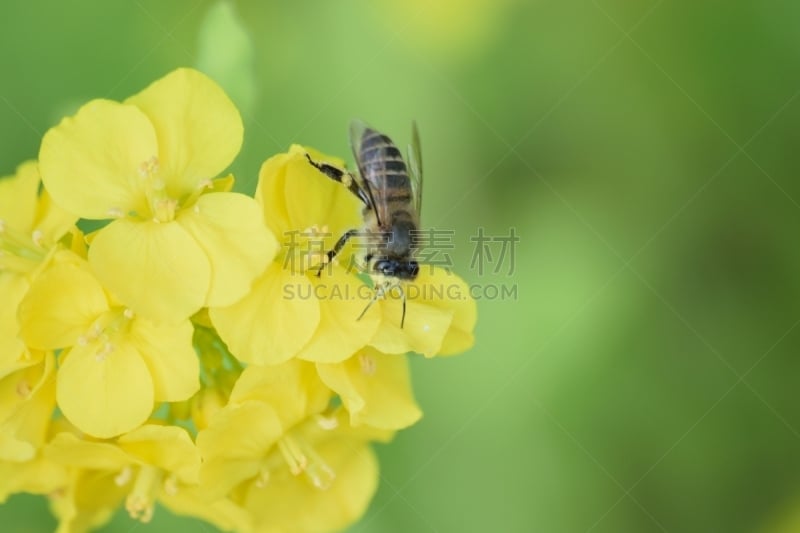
[305, 120, 423, 327]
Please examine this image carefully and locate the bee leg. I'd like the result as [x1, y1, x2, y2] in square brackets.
[315, 229, 359, 277]
[305, 153, 371, 207]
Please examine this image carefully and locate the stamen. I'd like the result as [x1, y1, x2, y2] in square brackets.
[31, 229, 43, 247]
[315, 414, 339, 430]
[163, 475, 179, 496]
[276, 434, 336, 490]
[95, 341, 114, 362]
[125, 465, 162, 523]
[107, 207, 124, 218]
[254, 467, 270, 488]
[278, 436, 307, 475]
[115, 466, 133, 486]
[138, 156, 159, 178]
[16, 379, 31, 398]
[123, 308, 135, 320]
[359, 353, 376, 375]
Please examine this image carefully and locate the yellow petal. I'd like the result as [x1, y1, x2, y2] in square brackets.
[197, 401, 283, 498]
[413, 266, 477, 355]
[33, 188, 78, 245]
[283, 145, 362, 241]
[210, 262, 320, 365]
[0, 161, 38, 232]
[254, 152, 292, 238]
[177, 192, 277, 307]
[118, 424, 200, 481]
[160, 487, 252, 533]
[18, 257, 109, 349]
[0, 275, 29, 374]
[127, 318, 199, 402]
[0, 352, 46, 420]
[49, 469, 126, 533]
[57, 341, 154, 439]
[0, 456, 68, 502]
[126, 68, 243, 198]
[255, 145, 361, 243]
[89, 218, 211, 323]
[317, 349, 422, 430]
[0, 354, 55, 454]
[242, 438, 379, 533]
[229, 362, 330, 428]
[297, 268, 380, 363]
[369, 297, 453, 357]
[0, 432, 35, 462]
[39, 99, 155, 219]
[45, 432, 131, 470]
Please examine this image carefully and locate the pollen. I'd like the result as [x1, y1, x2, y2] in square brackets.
[138, 156, 160, 178]
[15, 379, 31, 398]
[114, 466, 133, 487]
[95, 341, 114, 362]
[359, 353, 376, 375]
[163, 474, 179, 496]
[276, 434, 336, 490]
[126, 465, 162, 523]
[107, 207, 124, 218]
[254, 467, 271, 488]
[315, 414, 339, 430]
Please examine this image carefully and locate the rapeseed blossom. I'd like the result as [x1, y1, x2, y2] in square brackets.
[0, 67, 476, 533]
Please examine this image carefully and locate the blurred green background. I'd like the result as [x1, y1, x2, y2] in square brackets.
[2, 1, 800, 532]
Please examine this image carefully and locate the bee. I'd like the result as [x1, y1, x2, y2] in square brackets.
[305, 120, 423, 328]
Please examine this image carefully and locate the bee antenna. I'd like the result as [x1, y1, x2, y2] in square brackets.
[401, 293, 407, 329]
[394, 283, 407, 329]
[357, 285, 382, 322]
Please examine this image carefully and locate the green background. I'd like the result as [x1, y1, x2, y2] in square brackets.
[2, 1, 800, 532]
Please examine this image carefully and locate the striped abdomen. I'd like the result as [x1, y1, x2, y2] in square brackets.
[358, 128, 417, 238]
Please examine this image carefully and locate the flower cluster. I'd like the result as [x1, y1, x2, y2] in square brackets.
[0, 68, 476, 533]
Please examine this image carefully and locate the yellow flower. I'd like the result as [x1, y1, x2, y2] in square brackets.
[45, 424, 206, 530]
[18, 251, 199, 438]
[0, 352, 68, 502]
[210, 146, 380, 365]
[0, 161, 75, 376]
[196, 360, 332, 498]
[370, 265, 477, 357]
[38, 68, 278, 323]
[235, 425, 381, 533]
[197, 360, 391, 533]
[316, 347, 422, 430]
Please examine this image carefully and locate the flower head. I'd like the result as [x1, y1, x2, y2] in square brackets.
[45, 423, 208, 530]
[39, 68, 278, 323]
[2, 66, 477, 533]
[210, 145, 380, 365]
[18, 252, 199, 438]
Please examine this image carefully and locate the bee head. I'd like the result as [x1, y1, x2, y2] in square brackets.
[373, 258, 419, 280]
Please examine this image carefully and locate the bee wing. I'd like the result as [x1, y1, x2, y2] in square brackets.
[349, 119, 388, 227]
[407, 121, 423, 217]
